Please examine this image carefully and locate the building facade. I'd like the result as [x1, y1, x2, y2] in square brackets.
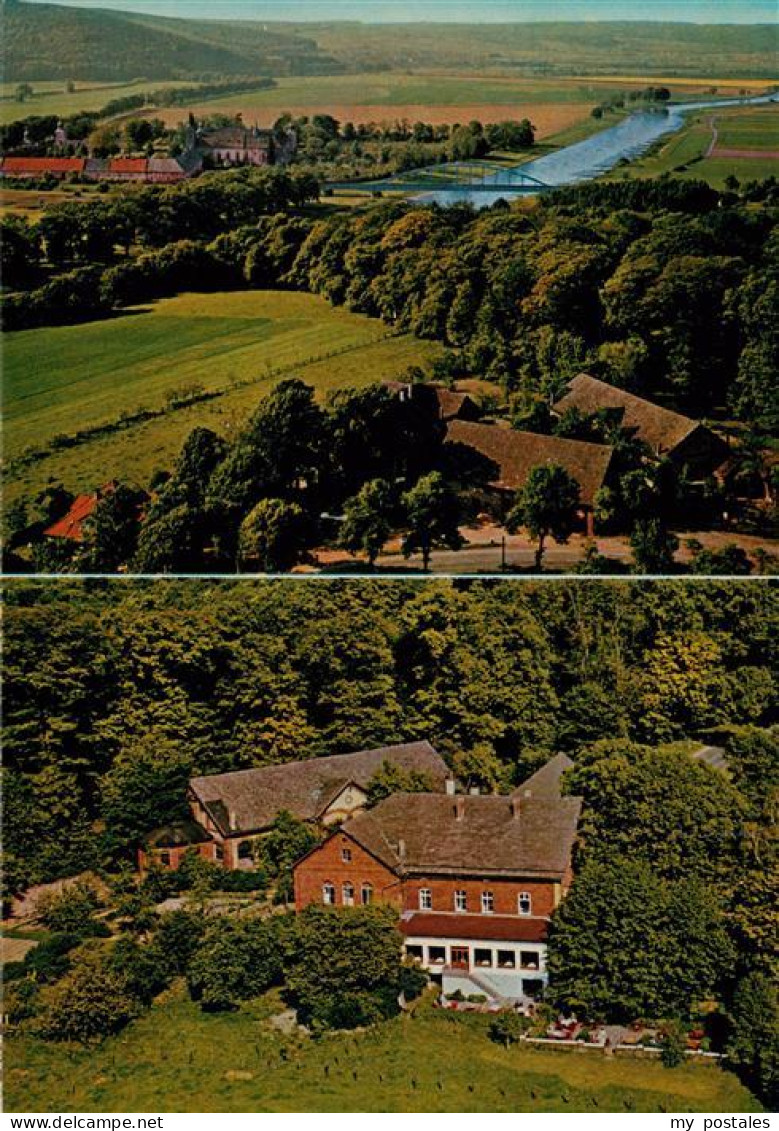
[293, 756, 580, 1003]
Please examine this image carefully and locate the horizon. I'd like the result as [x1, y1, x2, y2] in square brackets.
[17, 0, 779, 24]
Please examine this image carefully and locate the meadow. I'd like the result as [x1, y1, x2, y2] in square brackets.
[603, 102, 778, 189]
[3, 290, 442, 503]
[4, 989, 761, 1114]
[0, 80, 194, 125]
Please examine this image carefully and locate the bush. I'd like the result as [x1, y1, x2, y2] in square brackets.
[660, 1023, 688, 1068]
[37, 950, 140, 1044]
[37, 881, 102, 934]
[187, 918, 284, 1012]
[489, 1011, 530, 1047]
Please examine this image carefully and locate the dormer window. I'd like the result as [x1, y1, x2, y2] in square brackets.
[341, 846, 352, 863]
[419, 888, 432, 910]
[518, 892, 532, 916]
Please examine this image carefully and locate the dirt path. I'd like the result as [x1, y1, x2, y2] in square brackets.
[706, 116, 719, 157]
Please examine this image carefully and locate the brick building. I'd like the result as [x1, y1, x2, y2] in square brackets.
[294, 753, 580, 1003]
[141, 741, 449, 871]
[553, 373, 731, 478]
[445, 420, 613, 537]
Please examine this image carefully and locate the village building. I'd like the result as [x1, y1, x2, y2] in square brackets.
[382, 380, 482, 423]
[43, 481, 118, 542]
[293, 754, 580, 1003]
[0, 155, 88, 179]
[198, 125, 275, 167]
[445, 419, 614, 536]
[553, 373, 731, 478]
[140, 741, 450, 872]
[0, 153, 201, 184]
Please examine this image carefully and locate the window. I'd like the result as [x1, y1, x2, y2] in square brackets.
[342, 882, 355, 906]
[341, 847, 352, 863]
[474, 948, 492, 968]
[159, 851, 171, 867]
[361, 882, 373, 905]
[451, 946, 470, 968]
[481, 890, 494, 914]
[214, 844, 224, 861]
[428, 946, 446, 965]
[497, 949, 516, 969]
[419, 888, 432, 911]
[518, 891, 532, 916]
[520, 950, 540, 970]
[405, 945, 423, 963]
[322, 882, 335, 905]
[454, 890, 467, 912]
[238, 840, 253, 860]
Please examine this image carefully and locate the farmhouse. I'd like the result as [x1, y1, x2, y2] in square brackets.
[140, 741, 450, 871]
[0, 154, 201, 184]
[382, 380, 481, 423]
[445, 419, 613, 536]
[553, 374, 731, 478]
[294, 753, 580, 1003]
[43, 481, 118, 542]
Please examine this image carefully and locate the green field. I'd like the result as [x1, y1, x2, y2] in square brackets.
[603, 103, 779, 189]
[3, 290, 441, 502]
[4, 989, 760, 1114]
[0, 80, 193, 125]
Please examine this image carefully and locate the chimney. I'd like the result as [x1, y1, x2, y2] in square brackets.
[228, 807, 238, 832]
[445, 776, 457, 796]
[454, 797, 466, 821]
[397, 838, 406, 862]
[510, 797, 522, 820]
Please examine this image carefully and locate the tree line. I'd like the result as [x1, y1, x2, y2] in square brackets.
[4, 176, 776, 436]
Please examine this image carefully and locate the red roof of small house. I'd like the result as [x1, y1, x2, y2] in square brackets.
[1, 157, 86, 175]
[400, 912, 549, 943]
[108, 158, 148, 174]
[43, 481, 117, 542]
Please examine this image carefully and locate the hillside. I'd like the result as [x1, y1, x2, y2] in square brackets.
[2, 2, 777, 82]
[1, 1, 344, 81]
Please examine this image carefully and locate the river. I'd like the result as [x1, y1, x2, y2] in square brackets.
[418, 91, 777, 207]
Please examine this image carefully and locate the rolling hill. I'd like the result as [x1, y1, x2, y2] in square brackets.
[1, 0, 344, 81]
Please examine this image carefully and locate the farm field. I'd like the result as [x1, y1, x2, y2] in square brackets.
[602, 102, 778, 188]
[5, 990, 761, 1114]
[3, 290, 442, 503]
[146, 72, 678, 132]
[0, 80, 194, 125]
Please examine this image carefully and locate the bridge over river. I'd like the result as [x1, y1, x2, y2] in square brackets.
[325, 92, 776, 207]
[327, 160, 550, 195]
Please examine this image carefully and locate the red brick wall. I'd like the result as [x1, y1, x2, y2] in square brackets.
[403, 877, 559, 919]
[294, 831, 402, 910]
[138, 842, 216, 873]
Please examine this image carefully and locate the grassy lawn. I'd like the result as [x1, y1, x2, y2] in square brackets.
[5, 989, 761, 1114]
[713, 105, 779, 151]
[3, 290, 441, 502]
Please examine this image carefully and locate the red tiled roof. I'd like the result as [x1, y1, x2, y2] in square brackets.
[1, 157, 86, 174]
[43, 494, 99, 541]
[43, 481, 117, 541]
[108, 158, 148, 174]
[401, 912, 549, 943]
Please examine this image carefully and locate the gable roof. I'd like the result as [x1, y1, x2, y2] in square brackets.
[43, 482, 117, 541]
[553, 373, 702, 455]
[201, 127, 272, 149]
[446, 420, 613, 507]
[108, 158, 148, 174]
[691, 745, 729, 773]
[342, 791, 581, 880]
[512, 753, 574, 800]
[189, 741, 449, 837]
[1, 157, 86, 175]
